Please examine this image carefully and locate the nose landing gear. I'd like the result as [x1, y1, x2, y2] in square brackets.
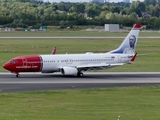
[16, 74, 20, 78]
[12, 72, 20, 78]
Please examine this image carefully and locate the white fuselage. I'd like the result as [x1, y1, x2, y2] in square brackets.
[40, 53, 132, 72]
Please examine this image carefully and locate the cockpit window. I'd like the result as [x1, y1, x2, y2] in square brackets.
[9, 59, 17, 64]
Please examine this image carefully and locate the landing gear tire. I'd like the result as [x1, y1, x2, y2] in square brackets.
[77, 72, 84, 77]
[16, 74, 20, 78]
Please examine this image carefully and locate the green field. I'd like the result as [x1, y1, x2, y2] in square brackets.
[0, 86, 160, 120]
[0, 30, 160, 36]
[0, 36, 160, 72]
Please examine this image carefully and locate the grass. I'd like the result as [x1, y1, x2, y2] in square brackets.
[0, 86, 160, 120]
[0, 30, 160, 36]
[0, 37, 160, 72]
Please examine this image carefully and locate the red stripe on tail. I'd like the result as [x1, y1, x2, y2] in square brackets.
[130, 53, 137, 62]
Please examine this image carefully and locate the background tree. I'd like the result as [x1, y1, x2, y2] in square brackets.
[153, 5, 160, 17]
[129, 1, 142, 17]
[144, 0, 157, 6]
[158, 0, 160, 7]
[75, 3, 85, 14]
[137, 2, 146, 12]
[0, 0, 160, 29]
[111, 6, 122, 14]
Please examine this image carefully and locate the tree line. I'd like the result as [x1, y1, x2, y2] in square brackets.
[0, 0, 160, 29]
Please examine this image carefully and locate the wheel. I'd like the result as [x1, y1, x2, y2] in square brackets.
[77, 72, 84, 77]
[80, 73, 83, 77]
[16, 74, 19, 78]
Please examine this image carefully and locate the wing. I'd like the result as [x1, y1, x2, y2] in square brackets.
[51, 47, 56, 54]
[77, 63, 124, 71]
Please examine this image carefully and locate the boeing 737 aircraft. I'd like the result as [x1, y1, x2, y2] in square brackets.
[3, 24, 141, 77]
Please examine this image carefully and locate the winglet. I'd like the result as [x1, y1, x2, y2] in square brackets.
[130, 53, 137, 62]
[51, 47, 56, 54]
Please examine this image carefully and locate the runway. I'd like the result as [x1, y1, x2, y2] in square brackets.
[0, 72, 160, 93]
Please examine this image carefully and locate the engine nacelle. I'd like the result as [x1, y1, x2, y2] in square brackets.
[61, 67, 78, 75]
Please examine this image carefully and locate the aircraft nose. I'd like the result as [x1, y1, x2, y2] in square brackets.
[3, 63, 11, 71]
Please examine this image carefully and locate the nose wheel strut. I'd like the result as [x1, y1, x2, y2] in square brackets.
[12, 72, 20, 78]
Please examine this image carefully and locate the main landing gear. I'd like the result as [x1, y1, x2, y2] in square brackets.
[77, 71, 84, 77]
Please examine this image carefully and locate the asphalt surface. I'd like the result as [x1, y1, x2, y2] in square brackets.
[0, 72, 160, 93]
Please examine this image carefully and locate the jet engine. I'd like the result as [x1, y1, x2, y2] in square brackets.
[60, 67, 78, 75]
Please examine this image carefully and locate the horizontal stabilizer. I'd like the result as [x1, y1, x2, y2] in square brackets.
[137, 53, 157, 56]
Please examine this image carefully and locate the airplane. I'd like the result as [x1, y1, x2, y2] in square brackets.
[3, 24, 141, 77]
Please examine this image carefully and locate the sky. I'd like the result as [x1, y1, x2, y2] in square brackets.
[43, 0, 144, 3]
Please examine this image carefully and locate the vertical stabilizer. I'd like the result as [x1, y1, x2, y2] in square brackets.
[109, 24, 141, 54]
